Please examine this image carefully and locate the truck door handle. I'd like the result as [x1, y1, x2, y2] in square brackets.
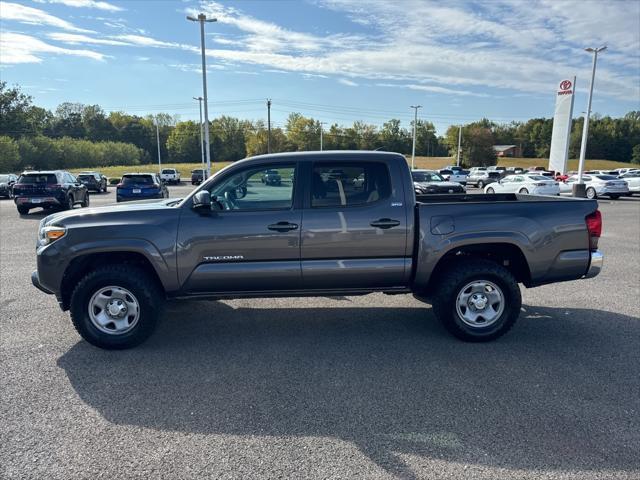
[267, 221, 299, 232]
[370, 218, 401, 229]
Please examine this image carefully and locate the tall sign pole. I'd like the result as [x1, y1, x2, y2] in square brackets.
[193, 96, 205, 173]
[155, 120, 162, 173]
[549, 76, 576, 176]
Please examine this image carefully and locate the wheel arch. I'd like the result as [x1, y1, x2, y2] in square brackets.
[60, 251, 166, 311]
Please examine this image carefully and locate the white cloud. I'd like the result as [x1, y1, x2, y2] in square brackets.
[0, 32, 106, 64]
[0, 1, 93, 32]
[33, 0, 123, 12]
[110, 34, 196, 52]
[47, 32, 130, 46]
[338, 78, 358, 87]
[377, 83, 490, 98]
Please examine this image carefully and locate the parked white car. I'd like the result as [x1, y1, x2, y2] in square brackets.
[484, 174, 560, 195]
[559, 174, 629, 199]
[160, 168, 181, 185]
[619, 171, 640, 194]
[614, 168, 638, 175]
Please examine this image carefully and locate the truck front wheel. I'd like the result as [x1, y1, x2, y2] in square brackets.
[70, 265, 163, 349]
[431, 258, 521, 342]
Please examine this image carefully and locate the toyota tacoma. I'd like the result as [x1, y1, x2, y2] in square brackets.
[31, 151, 603, 349]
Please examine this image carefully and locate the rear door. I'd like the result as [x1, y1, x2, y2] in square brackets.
[300, 160, 409, 289]
[177, 162, 302, 293]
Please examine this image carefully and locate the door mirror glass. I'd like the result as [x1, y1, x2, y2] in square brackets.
[192, 190, 211, 210]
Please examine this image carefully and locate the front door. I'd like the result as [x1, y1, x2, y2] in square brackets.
[177, 163, 302, 293]
[300, 160, 409, 289]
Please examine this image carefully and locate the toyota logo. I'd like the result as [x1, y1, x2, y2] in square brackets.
[560, 80, 572, 91]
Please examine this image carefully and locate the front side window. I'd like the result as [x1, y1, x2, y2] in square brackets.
[312, 162, 390, 207]
[210, 164, 295, 211]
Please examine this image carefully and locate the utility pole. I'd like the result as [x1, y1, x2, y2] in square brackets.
[267, 99, 272, 153]
[456, 125, 462, 167]
[187, 13, 217, 178]
[155, 119, 162, 173]
[320, 122, 326, 151]
[410, 105, 422, 170]
[193, 96, 205, 174]
[575, 45, 607, 197]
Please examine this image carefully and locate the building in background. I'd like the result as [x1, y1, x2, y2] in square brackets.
[493, 145, 522, 157]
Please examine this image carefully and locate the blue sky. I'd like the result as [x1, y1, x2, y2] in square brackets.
[1, 0, 639, 134]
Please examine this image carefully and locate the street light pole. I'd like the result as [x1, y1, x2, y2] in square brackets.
[155, 119, 162, 174]
[456, 125, 462, 167]
[319, 122, 325, 151]
[267, 99, 272, 154]
[187, 13, 217, 179]
[410, 105, 422, 170]
[575, 45, 606, 197]
[193, 96, 205, 174]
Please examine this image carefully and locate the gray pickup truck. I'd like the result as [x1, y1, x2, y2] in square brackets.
[32, 151, 603, 349]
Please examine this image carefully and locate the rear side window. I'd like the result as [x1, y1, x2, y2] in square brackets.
[18, 173, 58, 184]
[122, 175, 154, 185]
[311, 162, 391, 207]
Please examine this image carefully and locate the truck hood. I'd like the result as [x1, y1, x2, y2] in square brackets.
[43, 198, 180, 226]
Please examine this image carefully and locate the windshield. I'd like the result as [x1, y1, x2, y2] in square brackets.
[18, 173, 57, 184]
[192, 169, 204, 174]
[78, 174, 95, 180]
[413, 172, 444, 182]
[162, 169, 175, 174]
[122, 175, 154, 185]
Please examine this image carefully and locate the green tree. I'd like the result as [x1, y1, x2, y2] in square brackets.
[631, 144, 640, 164]
[167, 121, 201, 163]
[286, 113, 320, 151]
[0, 136, 20, 171]
[379, 119, 410, 153]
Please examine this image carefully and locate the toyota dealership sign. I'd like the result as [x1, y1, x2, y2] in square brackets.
[549, 77, 576, 174]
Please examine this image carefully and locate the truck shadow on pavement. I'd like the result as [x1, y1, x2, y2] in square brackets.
[57, 302, 640, 478]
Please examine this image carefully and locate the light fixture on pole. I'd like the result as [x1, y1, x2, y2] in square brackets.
[410, 105, 422, 170]
[575, 45, 606, 197]
[193, 96, 205, 174]
[187, 13, 217, 179]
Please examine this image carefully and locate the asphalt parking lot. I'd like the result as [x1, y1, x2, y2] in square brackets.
[1, 184, 639, 480]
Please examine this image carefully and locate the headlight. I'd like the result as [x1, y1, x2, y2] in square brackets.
[39, 225, 66, 246]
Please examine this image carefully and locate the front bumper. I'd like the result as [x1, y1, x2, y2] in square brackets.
[584, 250, 604, 279]
[31, 270, 53, 294]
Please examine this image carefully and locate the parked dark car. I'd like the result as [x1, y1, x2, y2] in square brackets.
[191, 169, 205, 185]
[32, 151, 602, 349]
[77, 171, 107, 192]
[116, 173, 168, 202]
[261, 169, 282, 185]
[13, 171, 89, 215]
[412, 170, 465, 194]
[0, 173, 18, 198]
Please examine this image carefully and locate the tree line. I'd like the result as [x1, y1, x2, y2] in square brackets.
[1, 81, 638, 172]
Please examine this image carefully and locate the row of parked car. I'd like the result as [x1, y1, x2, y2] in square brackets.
[0, 169, 174, 215]
[414, 165, 639, 200]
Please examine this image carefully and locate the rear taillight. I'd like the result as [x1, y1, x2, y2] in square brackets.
[153, 184, 160, 188]
[116, 183, 123, 188]
[533, 182, 546, 186]
[586, 210, 602, 250]
[46, 184, 61, 190]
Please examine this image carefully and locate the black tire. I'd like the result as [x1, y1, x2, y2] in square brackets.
[486, 187, 495, 194]
[70, 265, 164, 349]
[519, 188, 529, 194]
[82, 193, 90, 207]
[17, 206, 29, 215]
[609, 194, 620, 199]
[586, 187, 597, 199]
[431, 258, 522, 342]
[64, 195, 74, 210]
[478, 181, 485, 189]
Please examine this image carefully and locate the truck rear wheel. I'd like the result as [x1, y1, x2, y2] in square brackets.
[431, 258, 521, 342]
[70, 265, 163, 349]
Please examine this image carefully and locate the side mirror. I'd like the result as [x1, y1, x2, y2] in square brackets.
[235, 185, 247, 199]
[192, 190, 211, 210]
